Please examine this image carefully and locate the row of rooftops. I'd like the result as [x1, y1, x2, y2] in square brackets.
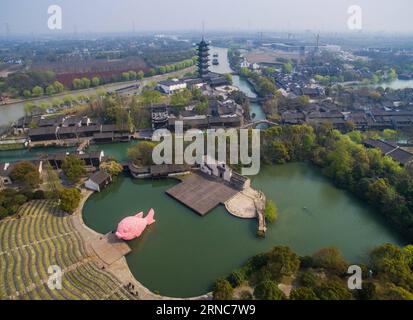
[281, 108, 413, 130]
[364, 139, 413, 165]
[14, 114, 98, 129]
[27, 123, 130, 141]
[151, 99, 244, 130]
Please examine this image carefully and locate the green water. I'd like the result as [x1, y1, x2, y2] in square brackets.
[0, 146, 77, 162]
[0, 141, 138, 163]
[82, 163, 404, 298]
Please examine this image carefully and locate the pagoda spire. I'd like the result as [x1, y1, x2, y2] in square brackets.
[197, 37, 210, 79]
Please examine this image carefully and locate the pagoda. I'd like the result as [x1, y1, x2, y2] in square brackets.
[197, 38, 210, 79]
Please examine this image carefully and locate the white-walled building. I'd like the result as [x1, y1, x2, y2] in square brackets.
[200, 155, 232, 182]
[200, 155, 251, 190]
[158, 79, 187, 94]
[85, 170, 112, 192]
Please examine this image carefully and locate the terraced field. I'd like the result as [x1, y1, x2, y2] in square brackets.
[0, 200, 136, 300]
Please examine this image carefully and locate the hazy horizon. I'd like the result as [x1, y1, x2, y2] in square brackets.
[1, 0, 413, 35]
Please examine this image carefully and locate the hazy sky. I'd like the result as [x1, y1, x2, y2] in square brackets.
[1, 0, 412, 35]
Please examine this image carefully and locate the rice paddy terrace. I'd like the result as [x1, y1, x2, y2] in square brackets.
[0, 200, 136, 300]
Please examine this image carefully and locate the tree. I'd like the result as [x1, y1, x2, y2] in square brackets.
[224, 73, 233, 84]
[24, 102, 36, 115]
[130, 96, 151, 129]
[147, 68, 156, 77]
[290, 287, 319, 300]
[10, 161, 41, 189]
[213, 279, 233, 300]
[81, 77, 91, 89]
[157, 66, 166, 74]
[261, 246, 300, 281]
[297, 95, 310, 106]
[58, 188, 81, 213]
[312, 247, 348, 275]
[137, 70, 145, 80]
[32, 86, 44, 97]
[228, 269, 246, 287]
[141, 90, 163, 105]
[102, 96, 119, 122]
[369, 244, 413, 292]
[387, 68, 397, 81]
[45, 85, 56, 95]
[170, 89, 192, 107]
[122, 72, 130, 81]
[283, 63, 293, 74]
[91, 77, 101, 87]
[314, 278, 353, 300]
[127, 142, 157, 166]
[72, 78, 83, 90]
[0, 188, 28, 218]
[115, 108, 134, 132]
[376, 283, 413, 300]
[254, 280, 285, 300]
[270, 141, 290, 164]
[195, 101, 208, 115]
[264, 200, 278, 223]
[44, 162, 62, 195]
[23, 89, 32, 98]
[53, 81, 64, 93]
[100, 160, 123, 177]
[61, 155, 86, 183]
[382, 129, 398, 142]
[128, 71, 137, 80]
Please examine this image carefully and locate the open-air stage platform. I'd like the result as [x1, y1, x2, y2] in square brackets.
[166, 172, 238, 216]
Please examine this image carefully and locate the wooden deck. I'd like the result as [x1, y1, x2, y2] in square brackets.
[166, 173, 239, 216]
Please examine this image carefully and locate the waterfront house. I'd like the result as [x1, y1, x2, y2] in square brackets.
[38, 115, 65, 127]
[200, 155, 232, 181]
[46, 151, 104, 169]
[84, 170, 112, 192]
[200, 155, 250, 190]
[28, 126, 59, 141]
[128, 163, 190, 179]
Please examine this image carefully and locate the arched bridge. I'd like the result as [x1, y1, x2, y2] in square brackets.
[242, 119, 279, 129]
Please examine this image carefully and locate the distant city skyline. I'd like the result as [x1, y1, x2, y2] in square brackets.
[1, 0, 413, 35]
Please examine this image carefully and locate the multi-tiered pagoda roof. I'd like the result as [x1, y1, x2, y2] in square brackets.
[197, 38, 210, 78]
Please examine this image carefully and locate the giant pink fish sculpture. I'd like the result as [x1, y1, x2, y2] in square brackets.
[115, 209, 156, 241]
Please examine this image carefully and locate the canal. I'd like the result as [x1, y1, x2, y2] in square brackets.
[209, 46, 267, 124]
